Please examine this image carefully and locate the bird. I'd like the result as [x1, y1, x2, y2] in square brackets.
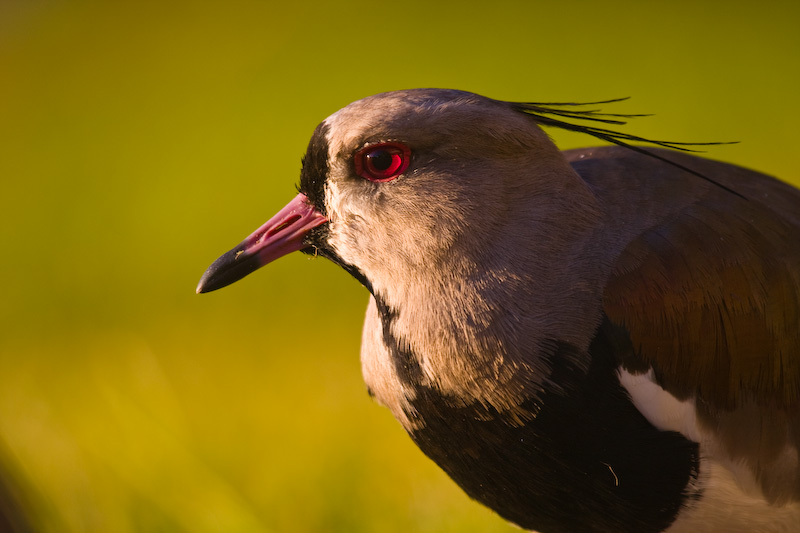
[197, 89, 800, 532]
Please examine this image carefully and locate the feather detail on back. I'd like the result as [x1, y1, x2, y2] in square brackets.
[591, 148, 800, 504]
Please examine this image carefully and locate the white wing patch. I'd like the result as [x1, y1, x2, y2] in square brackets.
[618, 368, 800, 532]
[617, 368, 701, 442]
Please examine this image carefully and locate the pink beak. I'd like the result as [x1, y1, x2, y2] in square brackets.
[196, 193, 327, 293]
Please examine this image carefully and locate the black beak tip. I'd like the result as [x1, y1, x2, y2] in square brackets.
[196, 246, 262, 294]
[195, 275, 215, 294]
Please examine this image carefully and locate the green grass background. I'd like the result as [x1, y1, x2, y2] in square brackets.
[1, 1, 798, 531]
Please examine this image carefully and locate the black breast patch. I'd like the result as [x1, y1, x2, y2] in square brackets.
[404, 320, 700, 533]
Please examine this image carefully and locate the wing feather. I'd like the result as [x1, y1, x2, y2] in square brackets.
[605, 195, 800, 409]
[602, 183, 800, 502]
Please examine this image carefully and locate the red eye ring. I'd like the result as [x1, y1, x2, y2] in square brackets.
[354, 142, 411, 182]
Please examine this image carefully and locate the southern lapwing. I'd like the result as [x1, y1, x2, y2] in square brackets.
[197, 89, 800, 532]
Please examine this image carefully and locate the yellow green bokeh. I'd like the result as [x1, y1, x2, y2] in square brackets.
[1, 1, 798, 531]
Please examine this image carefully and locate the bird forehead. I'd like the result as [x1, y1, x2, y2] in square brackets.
[321, 89, 516, 157]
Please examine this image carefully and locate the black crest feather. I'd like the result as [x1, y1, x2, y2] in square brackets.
[511, 99, 744, 199]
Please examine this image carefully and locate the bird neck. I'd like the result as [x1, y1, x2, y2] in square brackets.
[367, 205, 608, 416]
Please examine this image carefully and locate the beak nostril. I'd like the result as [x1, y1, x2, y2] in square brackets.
[265, 214, 302, 240]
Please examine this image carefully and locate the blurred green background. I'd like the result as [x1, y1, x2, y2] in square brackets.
[1, 1, 798, 531]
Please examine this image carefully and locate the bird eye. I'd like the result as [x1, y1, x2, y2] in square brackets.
[354, 142, 411, 182]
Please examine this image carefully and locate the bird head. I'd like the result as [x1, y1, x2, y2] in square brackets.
[196, 89, 602, 305]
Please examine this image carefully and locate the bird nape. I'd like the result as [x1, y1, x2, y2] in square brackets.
[197, 89, 800, 533]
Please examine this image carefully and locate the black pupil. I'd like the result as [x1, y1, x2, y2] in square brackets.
[367, 150, 393, 171]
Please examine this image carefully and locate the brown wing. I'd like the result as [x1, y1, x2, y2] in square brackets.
[604, 191, 800, 409]
[602, 187, 800, 502]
